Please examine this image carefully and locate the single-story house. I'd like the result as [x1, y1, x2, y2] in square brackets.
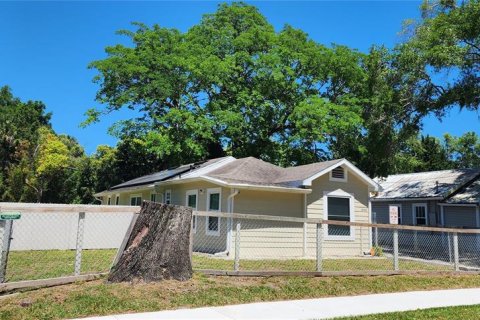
[372, 168, 480, 228]
[95, 156, 380, 258]
[372, 169, 480, 263]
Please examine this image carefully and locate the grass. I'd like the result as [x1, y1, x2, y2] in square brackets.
[193, 254, 451, 272]
[2, 274, 480, 319]
[6, 250, 452, 282]
[339, 304, 480, 319]
[6, 249, 117, 282]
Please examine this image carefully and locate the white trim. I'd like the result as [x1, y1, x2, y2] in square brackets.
[438, 203, 478, 207]
[412, 203, 428, 226]
[226, 188, 240, 255]
[94, 185, 155, 197]
[329, 166, 348, 182]
[206, 187, 222, 236]
[172, 156, 237, 179]
[323, 190, 355, 241]
[129, 194, 142, 206]
[186, 189, 198, 233]
[372, 197, 444, 202]
[388, 204, 403, 225]
[157, 176, 311, 194]
[303, 159, 380, 191]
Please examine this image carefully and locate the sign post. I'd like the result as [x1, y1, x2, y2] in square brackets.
[0, 211, 21, 283]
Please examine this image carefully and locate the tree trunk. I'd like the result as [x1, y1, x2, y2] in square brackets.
[108, 201, 193, 283]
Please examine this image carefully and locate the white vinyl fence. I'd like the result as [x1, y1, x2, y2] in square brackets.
[9, 211, 134, 250]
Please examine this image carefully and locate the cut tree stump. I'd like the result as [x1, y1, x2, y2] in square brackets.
[108, 201, 193, 283]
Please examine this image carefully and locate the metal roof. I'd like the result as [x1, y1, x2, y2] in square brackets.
[109, 157, 230, 191]
[445, 178, 480, 204]
[374, 168, 480, 200]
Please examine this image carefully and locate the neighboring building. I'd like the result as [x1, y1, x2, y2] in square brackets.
[95, 156, 380, 258]
[372, 169, 480, 228]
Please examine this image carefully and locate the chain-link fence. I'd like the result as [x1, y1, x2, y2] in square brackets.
[1, 202, 479, 284]
[192, 211, 480, 275]
[0, 203, 138, 283]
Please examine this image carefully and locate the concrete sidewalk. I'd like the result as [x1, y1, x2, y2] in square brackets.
[77, 288, 480, 320]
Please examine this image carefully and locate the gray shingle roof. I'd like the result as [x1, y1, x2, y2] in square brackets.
[109, 157, 230, 191]
[206, 157, 344, 188]
[374, 168, 480, 200]
[445, 178, 480, 204]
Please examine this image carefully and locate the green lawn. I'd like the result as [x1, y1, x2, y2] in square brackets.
[193, 254, 451, 272]
[2, 274, 480, 320]
[339, 304, 480, 319]
[6, 249, 117, 282]
[5, 250, 451, 282]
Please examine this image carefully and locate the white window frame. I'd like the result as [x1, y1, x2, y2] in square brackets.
[412, 203, 428, 226]
[206, 187, 221, 236]
[115, 194, 120, 205]
[165, 189, 172, 204]
[389, 204, 403, 225]
[323, 190, 355, 241]
[186, 189, 199, 233]
[329, 166, 348, 182]
[107, 197, 111, 205]
[130, 194, 142, 206]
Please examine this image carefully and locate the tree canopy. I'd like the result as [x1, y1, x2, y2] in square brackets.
[1, 1, 480, 203]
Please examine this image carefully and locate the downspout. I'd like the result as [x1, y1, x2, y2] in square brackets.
[303, 193, 307, 257]
[214, 188, 239, 256]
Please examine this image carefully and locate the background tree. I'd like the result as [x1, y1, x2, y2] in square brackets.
[403, 0, 480, 112]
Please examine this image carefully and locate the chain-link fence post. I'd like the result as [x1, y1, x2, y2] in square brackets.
[0, 220, 13, 283]
[74, 212, 86, 276]
[316, 223, 323, 272]
[453, 232, 459, 271]
[393, 228, 399, 271]
[234, 221, 241, 272]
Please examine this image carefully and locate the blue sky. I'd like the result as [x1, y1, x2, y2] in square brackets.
[1, 1, 479, 154]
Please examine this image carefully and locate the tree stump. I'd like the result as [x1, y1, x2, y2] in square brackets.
[108, 201, 193, 283]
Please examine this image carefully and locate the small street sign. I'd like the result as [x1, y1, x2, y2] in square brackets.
[389, 206, 398, 225]
[0, 212, 21, 220]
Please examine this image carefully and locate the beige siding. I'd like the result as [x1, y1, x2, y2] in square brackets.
[162, 181, 230, 254]
[306, 172, 370, 257]
[231, 190, 305, 258]
[100, 170, 373, 259]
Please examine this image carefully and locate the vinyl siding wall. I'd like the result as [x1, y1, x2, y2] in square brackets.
[306, 172, 371, 257]
[230, 190, 305, 258]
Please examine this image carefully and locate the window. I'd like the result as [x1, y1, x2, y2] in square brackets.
[206, 188, 221, 236]
[186, 190, 198, 233]
[329, 166, 347, 182]
[165, 190, 172, 204]
[150, 193, 158, 202]
[107, 197, 111, 205]
[130, 195, 142, 206]
[413, 204, 428, 226]
[323, 191, 354, 240]
[389, 205, 402, 225]
[115, 195, 119, 205]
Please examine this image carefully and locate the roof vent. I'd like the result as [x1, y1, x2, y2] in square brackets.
[331, 166, 345, 180]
